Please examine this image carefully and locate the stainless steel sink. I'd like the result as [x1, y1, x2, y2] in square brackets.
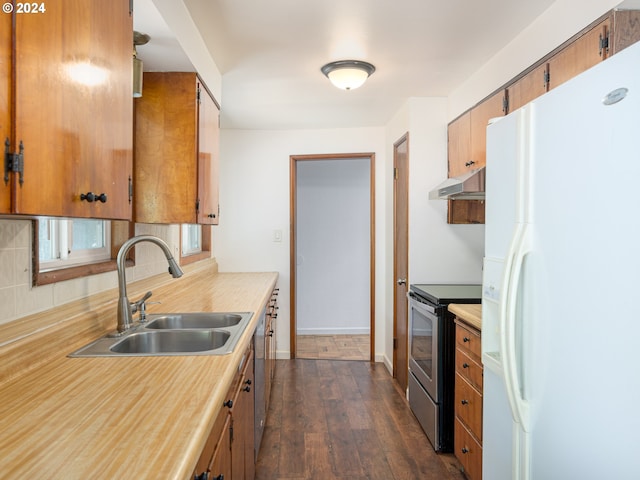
[110, 330, 230, 354]
[145, 312, 243, 330]
[69, 312, 253, 357]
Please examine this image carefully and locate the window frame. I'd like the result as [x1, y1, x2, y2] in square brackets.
[179, 224, 211, 266]
[37, 218, 112, 271]
[33, 220, 134, 286]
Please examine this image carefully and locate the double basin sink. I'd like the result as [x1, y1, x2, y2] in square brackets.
[69, 312, 254, 357]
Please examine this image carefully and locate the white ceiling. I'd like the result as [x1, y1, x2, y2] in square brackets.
[133, 0, 561, 130]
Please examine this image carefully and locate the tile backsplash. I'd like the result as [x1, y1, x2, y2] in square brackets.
[0, 219, 199, 326]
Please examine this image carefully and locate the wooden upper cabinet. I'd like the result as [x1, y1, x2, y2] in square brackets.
[469, 89, 506, 172]
[507, 63, 549, 113]
[197, 81, 220, 225]
[134, 72, 220, 225]
[448, 89, 505, 179]
[610, 9, 640, 55]
[447, 111, 471, 178]
[0, 11, 11, 214]
[547, 19, 610, 91]
[10, 0, 133, 219]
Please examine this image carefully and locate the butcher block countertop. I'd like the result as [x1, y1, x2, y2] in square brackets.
[448, 303, 482, 331]
[0, 259, 277, 479]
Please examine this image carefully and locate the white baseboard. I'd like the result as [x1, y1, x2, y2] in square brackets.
[296, 327, 370, 335]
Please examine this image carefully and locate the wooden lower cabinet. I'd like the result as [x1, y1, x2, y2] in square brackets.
[265, 287, 278, 411]
[454, 320, 483, 480]
[194, 344, 255, 480]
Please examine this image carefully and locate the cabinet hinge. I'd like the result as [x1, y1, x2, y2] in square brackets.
[195, 198, 200, 214]
[197, 86, 201, 104]
[393, 167, 398, 180]
[4, 138, 24, 186]
[502, 92, 509, 115]
[543, 68, 550, 90]
[128, 176, 133, 204]
[599, 32, 610, 57]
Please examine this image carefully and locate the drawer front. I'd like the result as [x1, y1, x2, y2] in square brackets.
[456, 323, 481, 361]
[456, 348, 483, 392]
[455, 418, 483, 480]
[455, 373, 482, 440]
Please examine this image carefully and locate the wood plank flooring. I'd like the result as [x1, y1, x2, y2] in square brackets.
[296, 335, 370, 361]
[256, 359, 466, 480]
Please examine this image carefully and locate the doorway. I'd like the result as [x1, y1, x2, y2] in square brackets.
[290, 153, 375, 361]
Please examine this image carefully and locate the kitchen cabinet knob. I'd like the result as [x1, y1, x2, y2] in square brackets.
[243, 386, 251, 392]
[80, 192, 107, 203]
[207, 213, 216, 218]
[461, 447, 469, 454]
[213, 475, 224, 480]
[463, 337, 470, 343]
[245, 379, 252, 385]
[461, 399, 469, 405]
[223, 399, 233, 408]
[462, 363, 469, 368]
[268, 330, 274, 337]
[465, 160, 475, 167]
[194, 471, 209, 480]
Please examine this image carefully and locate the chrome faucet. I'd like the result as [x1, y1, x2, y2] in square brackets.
[116, 235, 184, 333]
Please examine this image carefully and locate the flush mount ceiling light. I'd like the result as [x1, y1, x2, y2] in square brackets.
[321, 60, 376, 90]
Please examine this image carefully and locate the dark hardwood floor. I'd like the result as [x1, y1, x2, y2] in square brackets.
[256, 359, 466, 480]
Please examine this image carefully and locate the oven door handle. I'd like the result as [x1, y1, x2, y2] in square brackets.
[407, 292, 436, 315]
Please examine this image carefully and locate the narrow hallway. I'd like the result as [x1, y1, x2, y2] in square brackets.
[256, 359, 465, 479]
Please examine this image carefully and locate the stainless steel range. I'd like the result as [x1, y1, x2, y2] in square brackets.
[407, 284, 481, 452]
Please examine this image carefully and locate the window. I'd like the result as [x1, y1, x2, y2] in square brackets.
[181, 224, 202, 257]
[179, 224, 211, 266]
[38, 218, 111, 271]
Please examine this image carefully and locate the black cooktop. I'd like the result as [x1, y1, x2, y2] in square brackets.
[410, 284, 482, 305]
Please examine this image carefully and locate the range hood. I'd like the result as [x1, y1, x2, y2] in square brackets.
[428, 166, 485, 200]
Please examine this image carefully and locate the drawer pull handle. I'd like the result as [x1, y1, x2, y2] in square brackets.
[462, 363, 469, 368]
[461, 399, 469, 405]
[461, 447, 469, 454]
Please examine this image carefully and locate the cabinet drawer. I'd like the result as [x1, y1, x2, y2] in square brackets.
[455, 418, 483, 480]
[455, 373, 482, 441]
[456, 323, 481, 361]
[456, 348, 483, 392]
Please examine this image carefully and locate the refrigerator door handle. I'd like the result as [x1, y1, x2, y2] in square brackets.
[500, 223, 531, 432]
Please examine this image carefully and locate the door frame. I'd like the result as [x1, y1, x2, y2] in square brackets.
[289, 152, 376, 361]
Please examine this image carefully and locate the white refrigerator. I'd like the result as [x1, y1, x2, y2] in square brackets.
[482, 39, 640, 480]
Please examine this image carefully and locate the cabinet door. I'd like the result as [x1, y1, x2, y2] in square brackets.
[547, 19, 610, 91]
[507, 63, 549, 112]
[232, 348, 255, 480]
[196, 83, 220, 225]
[13, 0, 133, 219]
[208, 414, 232, 480]
[447, 111, 471, 178]
[0, 11, 10, 214]
[469, 89, 505, 172]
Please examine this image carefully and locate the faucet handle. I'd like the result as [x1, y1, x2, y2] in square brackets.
[131, 291, 153, 321]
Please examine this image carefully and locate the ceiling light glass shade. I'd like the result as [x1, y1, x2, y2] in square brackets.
[321, 60, 376, 90]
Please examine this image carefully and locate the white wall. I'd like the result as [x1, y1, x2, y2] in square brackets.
[449, 0, 624, 119]
[407, 98, 485, 283]
[296, 159, 370, 335]
[214, 128, 387, 360]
